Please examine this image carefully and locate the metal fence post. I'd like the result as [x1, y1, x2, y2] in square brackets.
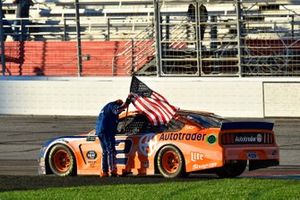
[236, 0, 243, 77]
[131, 38, 135, 74]
[195, 2, 201, 76]
[0, 2, 6, 76]
[106, 18, 110, 41]
[153, 0, 162, 77]
[75, 0, 82, 76]
[63, 15, 67, 41]
[291, 15, 294, 38]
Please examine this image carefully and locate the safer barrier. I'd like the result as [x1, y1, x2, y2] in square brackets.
[0, 77, 299, 117]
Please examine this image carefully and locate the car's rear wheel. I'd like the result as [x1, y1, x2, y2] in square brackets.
[216, 160, 247, 178]
[157, 145, 185, 178]
[48, 144, 76, 176]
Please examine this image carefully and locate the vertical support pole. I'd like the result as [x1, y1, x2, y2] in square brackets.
[236, 0, 243, 77]
[131, 38, 135, 74]
[153, 0, 162, 77]
[165, 15, 170, 51]
[210, 16, 218, 50]
[291, 15, 294, 38]
[106, 18, 110, 41]
[63, 14, 67, 41]
[75, 0, 82, 76]
[195, 2, 201, 76]
[0, 2, 6, 76]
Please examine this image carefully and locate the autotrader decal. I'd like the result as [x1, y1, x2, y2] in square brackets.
[159, 133, 206, 141]
[234, 134, 263, 144]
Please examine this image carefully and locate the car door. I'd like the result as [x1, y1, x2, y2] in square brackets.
[115, 114, 157, 175]
[76, 130, 102, 174]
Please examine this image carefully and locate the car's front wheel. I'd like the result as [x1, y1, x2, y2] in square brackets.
[48, 144, 76, 176]
[216, 160, 247, 178]
[157, 145, 185, 178]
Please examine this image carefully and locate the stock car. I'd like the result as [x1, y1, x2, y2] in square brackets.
[38, 110, 279, 178]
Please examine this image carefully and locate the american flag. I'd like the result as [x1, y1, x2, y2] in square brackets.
[129, 76, 178, 126]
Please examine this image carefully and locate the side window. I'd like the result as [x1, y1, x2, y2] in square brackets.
[117, 116, 134, 135]
[164, 118, 185, 132]
[117, 115, 155, 135]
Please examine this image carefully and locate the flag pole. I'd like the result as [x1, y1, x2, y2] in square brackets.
[122, 76, 134, 133]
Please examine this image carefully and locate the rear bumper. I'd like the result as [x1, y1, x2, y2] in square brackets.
[223, 145, 279, 162]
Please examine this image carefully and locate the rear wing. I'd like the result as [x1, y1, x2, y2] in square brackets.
[221, 121, 274, 131]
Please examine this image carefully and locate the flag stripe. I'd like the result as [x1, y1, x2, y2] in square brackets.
[152, 91, 168, 103]
[141, 98, 165, 125]
[129, 76, 178, 126]
[143, 98, 167, 124]
[146, 97, 172, 121]
[135, 98, 158, 126]
[152, 92, 177, 112]
[132, 98, 157, 126]
[135, 96, 163, 126]
[151, 93, 176, 117]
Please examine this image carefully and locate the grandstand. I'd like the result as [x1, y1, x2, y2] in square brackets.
[0, 0, 300, 76]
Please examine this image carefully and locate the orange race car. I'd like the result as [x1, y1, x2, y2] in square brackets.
[38, 110, 279, 178]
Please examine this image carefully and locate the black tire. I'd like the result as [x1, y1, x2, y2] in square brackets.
[48, 144, 76, 176]
[157, 145, 185, 178]
[216, 160, 247, 178]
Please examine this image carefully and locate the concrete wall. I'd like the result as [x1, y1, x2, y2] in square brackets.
[0, 77, 299, 118]
[264, 82, 300, 117]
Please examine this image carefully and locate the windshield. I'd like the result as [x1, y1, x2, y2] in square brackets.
[186, 113, 223, 128]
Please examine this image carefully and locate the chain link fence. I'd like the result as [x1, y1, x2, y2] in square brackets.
[153, 0, 300, 77]
[0, 0, 300, 77]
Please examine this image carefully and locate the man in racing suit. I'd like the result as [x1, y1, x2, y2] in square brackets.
[95, 99, 130, 177]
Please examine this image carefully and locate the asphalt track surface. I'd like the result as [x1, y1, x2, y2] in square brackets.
[0, 115, 299, 191]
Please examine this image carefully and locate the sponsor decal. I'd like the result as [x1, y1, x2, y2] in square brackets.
[139, 134, 158, 156]
[159, 133, 206, 141]
[247, 152, 258, 159]
[186, 126, 195, 130]
[207, 134, 217, 144]
[191, 152, 204, 162]
[257, 134, 263, 143]
[192, 162, 217, 170]
[88, 160, 97, 167]
[115, 139, 133, 165]
[234, 134, 263, 144]
[86, 150, 97, 160]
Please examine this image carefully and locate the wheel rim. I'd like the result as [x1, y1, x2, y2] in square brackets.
[161, 150, 179, 174]
[52, 149, 71, 173]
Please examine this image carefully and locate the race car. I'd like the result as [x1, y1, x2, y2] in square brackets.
[38, 110, 279, 178]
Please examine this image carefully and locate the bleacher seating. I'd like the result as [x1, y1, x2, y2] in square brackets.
[2, 0, 300, 41]
[3, 40, 155, 76]
[1, 0, 300, 76]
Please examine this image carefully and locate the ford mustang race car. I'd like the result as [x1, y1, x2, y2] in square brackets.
[38, 110, 279, 178]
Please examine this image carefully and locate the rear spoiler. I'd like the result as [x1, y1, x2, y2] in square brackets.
[221, 121, 274, 131]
